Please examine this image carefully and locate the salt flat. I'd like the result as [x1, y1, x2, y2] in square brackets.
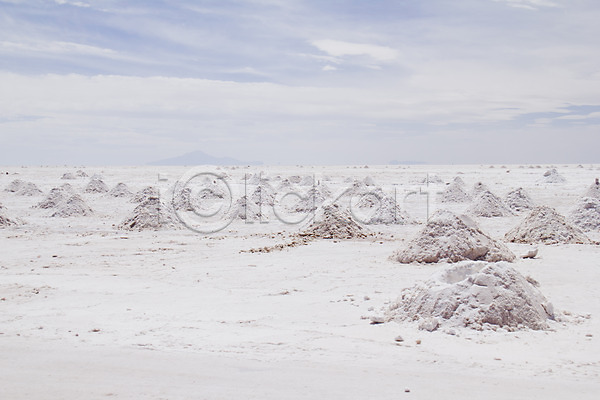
[1, 164, 599, 399]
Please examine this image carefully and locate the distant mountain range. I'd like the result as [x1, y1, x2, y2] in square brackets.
[149, 150, 262, 166]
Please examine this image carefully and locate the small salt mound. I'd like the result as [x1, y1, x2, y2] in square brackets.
[569, 197, 600, 232]
[365, 196, 412, 225]
[109, 183, 133, 198]
[4, 179, 25, 192]
[278, 179, 294, 192]
[504, 187, 534, 212]
[439, 182, 472, 203]
[4, 179, 42, 196]
[85, 178, 109, 194]
[299, 204, 368, 239]
[0, 204, 21, 227]
[291, 187, 328, 213]
[36, 188, 68, 209]
[421, 174, 443, 184]
[61, 172, 77, 180]
[387, 261, 554, 331]
[172, 187, 198, 212]
[466, 190, 513, 217]
[584, 180, 600, 199]
[228, 195, 264, 221]
[363, 176, 377, 186]
[452, 176, 466, 187]
[76, 170, 88, 177]
[51, 195, 93, 217]
[250, 183, 276, 207]
[288, 175, 302, 184]
[355, 187, 386, 209]
[132, 186, 160, 203]
[119, 196, 179, 230]
[299, 175, 315, 186]
[394, 210, 515, 263]
[505, 206, 591, 244]
[472, 182, 489, 196]
[541, 168, 566, 183]
[197, 180, 226, 199]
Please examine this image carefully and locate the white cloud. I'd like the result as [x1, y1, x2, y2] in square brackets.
[322, 65, 337, 72]
[495, 0, 559, 10]
[556, 111, 600, 120]
[0, 40, 116, 57]
[54, 0, 90, 7]
[311, 40, 399, 62]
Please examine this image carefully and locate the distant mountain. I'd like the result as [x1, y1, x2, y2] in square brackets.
[149, 150, 262, 166]
[389, 160, 428, 165]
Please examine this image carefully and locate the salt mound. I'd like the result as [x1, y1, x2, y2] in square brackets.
[61, 172, 77, 180]
[505, 206, 591, 244]
[394, 210, 515, 263]
[541, 168, 566, 183]
[76, 170, 88, 177]
[132, 186, 159, 203]
[472, 182, 489, 196]
[36, 188, 68, 209]
[439, 182, 472, 203]
[0, 204, 21, 227]
[119, 196, 180, 230]
[198, 180, 226, 199]
[452, 176, 466, 187]
[228, 195, 264, 221]
[421, 174, 443, 184]
[365, 196, 412, 225]
[4, 179, 25, 192]
[250, 183, 276, 207]
[504, 187, 534, 212]
[584, 180, 600, 199]
[4, 180, 42, 196]
[85, 178, 109, 194]
[299, 204, 368, 239]
[466, 190, 513, 217]
[387, 261, 554, 331]
[299, 175, 315, 186]
[569, 197, 600, 232]
[363, 176, 376, 186]
[291, 187, 327, 213]
[51, 195, 93, 217]
[109, 183, 133, 198]
[172, 187, 197, 212]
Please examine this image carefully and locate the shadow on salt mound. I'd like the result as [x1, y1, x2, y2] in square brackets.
[394, 210, 516, 263]
[109, 183, 133, 198]
[505, 205, 591, 244]
[569, 197, 600, 232]
[119, 196, 180, 231]
[504, 187, 534, 213]
[50, 195, 93, 217]
[540, 168, 566, 184]
[299, 204, 369, 240]
[386, 261, 555, 331]
[85, 178, 109, 194]
[466, 190, 513, 217]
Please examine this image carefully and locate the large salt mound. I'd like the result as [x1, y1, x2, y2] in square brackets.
[387, 261, 554, 331]
[541, 168, 566, 183]
[50, 194, 93, 217]
[299, 204, 368, 239]
[505, 206, 591, 244]
[439, 182, 472, 203]
[109, 183, 133, 198]
[394, 210, 515, 263]
[85, 178, 109, 194]
[466, 190, 513, 217]
[569, 197, 600, 232]
[504, 187, 534, 212]
[36, 188, 68, 209]
[119, 196, 180, 230]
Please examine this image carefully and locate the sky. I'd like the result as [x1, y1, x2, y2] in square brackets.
[1, 0, 600, 165]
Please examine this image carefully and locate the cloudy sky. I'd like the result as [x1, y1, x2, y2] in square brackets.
[1, 0, 599, 165]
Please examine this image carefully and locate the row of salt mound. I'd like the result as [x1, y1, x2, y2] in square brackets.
[504, 187, 534, 213]
[387, 261, 554, 331]
[466, 190, 513, 218]
[505, 205, 591, 244]
[394, 210, 516, 264]
[299, 204, 368, 240]
[4, 179, 43, 196]
[119, 191, 180, 231]
[569, 196, 600, 232]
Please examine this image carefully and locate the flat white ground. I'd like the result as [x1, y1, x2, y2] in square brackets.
[0, 164, 599, 399]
